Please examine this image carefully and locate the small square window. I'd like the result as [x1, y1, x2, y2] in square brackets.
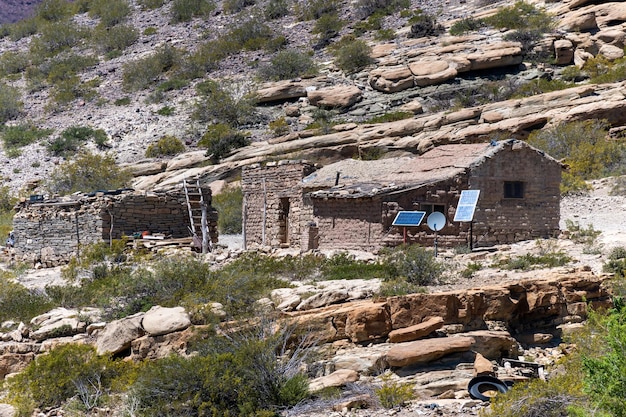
[504, 181, 524, 199]
[419, 203, 446, 215]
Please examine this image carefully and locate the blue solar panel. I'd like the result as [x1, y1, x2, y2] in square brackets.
[392, 211, 426, 227]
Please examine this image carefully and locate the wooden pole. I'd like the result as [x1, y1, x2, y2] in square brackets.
[262, 178, 267, 246]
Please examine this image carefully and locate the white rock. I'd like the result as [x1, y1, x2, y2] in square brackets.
[142, 306, 191, 336]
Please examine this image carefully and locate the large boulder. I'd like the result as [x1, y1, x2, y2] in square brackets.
[388, 316, 444, 343]
[385, 336, 475, 367]
[141, 306, 191, 336]
[307, 86, 363, 109]
[309, 369, 359, 393]
[0, 404, 16, 417]
[256, 80, 308, 103]
[345, 302, 391, 343]
[29, 308, 93, 341]
[368, 66, 414, 93]
[0, 353, 35, 379]
[95, 313, 145, 355]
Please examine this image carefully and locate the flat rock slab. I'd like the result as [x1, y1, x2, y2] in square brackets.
[385, 336, 474, 367]
[388, 316, 444, 343]
[142, 306, 191, 336]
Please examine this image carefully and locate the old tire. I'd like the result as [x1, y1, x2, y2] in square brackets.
[468, 376, 509, 401]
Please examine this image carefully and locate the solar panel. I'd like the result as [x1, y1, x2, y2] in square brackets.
[454, 189, 480, 222]
[392, 211, 426, 227]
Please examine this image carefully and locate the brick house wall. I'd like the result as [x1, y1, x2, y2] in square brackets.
[241, 161, 316, 249]
[468, 140, 561, 245]
[12, 190, 218, 266]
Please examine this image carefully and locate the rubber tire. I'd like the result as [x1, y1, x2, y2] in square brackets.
[467, 376, 510, 401]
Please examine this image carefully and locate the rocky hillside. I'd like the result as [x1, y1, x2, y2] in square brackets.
[0, 0, 39, 24]
[2, 0, 626, 194]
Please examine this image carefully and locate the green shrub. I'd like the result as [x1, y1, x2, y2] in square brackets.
[565, 219, 601, 246]
[133, 322, 311, 416]
[156, 77, 188, 92]
[268, 117, 290, 136]
[143, 26, 157, 35]
[145, 135, 185, 157]
[603, 247, 626, 278]
[170, 0, 216, 23]
[0, 275, 53, 323]
[88, 0, 131, 27]
[258, 49, 317, 81]
[561, 65, 584, 82]
[46, 151, 132, 195]
[0, 82, 23, 123]
[183, 40, 228, 77]
[297, 0, 338, 20]
[321, 252, 390, 281]
[0, 50, 30, 76]
[223, 0, 255, 14]
[584, 54, 626, 84]
[512, 78, 575, 98]
[527, 119, 626, 194]
[331, 37, 374, 73]
[375, 373, 414, 408]
[1, 123, 52, 152]
[408, 10, 444, 38]
[138, 0, 167, 9]
[47, 125, 108, 156]
[312, 13, 343, 42]
[92, 24, 138, 53]
[114, 96, 131, 106]
[364, 111, 413, 124]
[483, 1, 554, 33]
[34, 0, 73, 22]
[199, 123, 250, 163]
[156, 105, 175, 115]
[6, 17, 38, 41]
[375, 28, 396, 40]
[449, 17, 485, 35]
[30, 21, 89, 57]
[212, 184, 243, 234]
[226, 18, 278, 52]
[43, 54, 99, 85]
[5, 344, 131, 415]
[494, 251, 571, 270]
[460, 261, 482, 278]
[355, 0, 409, 19]
[122, 45, 180, 91]
[264, 0, 289, 20]
[380, 245, 445, 286]
[193, 80, 257, 126]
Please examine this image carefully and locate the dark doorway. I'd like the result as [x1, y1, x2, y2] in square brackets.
[279, 198, 290, 246]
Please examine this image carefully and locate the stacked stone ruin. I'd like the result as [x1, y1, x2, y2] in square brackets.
[12, 189, 218, 266]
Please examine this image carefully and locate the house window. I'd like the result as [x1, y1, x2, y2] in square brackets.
[419, 203, 445, 216]
[504, 181, 524, 199]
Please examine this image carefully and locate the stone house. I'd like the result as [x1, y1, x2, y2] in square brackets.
[241, 140, 562, 251]
[12, 188, 218, 266]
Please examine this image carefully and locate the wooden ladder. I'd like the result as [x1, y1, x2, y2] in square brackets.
[183, 178, 210, 253]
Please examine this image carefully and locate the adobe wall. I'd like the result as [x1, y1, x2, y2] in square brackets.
[13, 190, 218, 266]
[309, 175, 471, 251]
[242, 161, 316, 249]
[469, 141, 561, 246]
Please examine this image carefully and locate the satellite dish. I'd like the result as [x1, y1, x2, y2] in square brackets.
[427, 212, 446, 232]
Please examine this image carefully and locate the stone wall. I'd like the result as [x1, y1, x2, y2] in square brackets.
[242, 161, 316, 249]
[469, 141, 561, 246]
[13, 190, 218, 266]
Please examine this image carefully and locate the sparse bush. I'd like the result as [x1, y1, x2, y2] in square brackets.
[143, 26, 157, 36]
[43, 54, 99, 85]
[47, 125, 108, 156]
[199, 123, 250, 163]
[212, 184, 243, 234]
[223, 0, 255, 14]
[484, 1, 554, 33]
[297, 0, 339, 20]
[122, 45, 180, 91]
[493, 250, 571, 270]
[380, 244, 445, 286]
[264, 0, 289, 20]
[312, 13, 343, 42]
[5, 344, 131, 415]
[114, 97, 131, 106]
[88, 0, 131, 27]
[145, 135, 185, 157]
[561, 65, 584, 82]
[355, 0, 410, 20]
[565, 219, 601, 246]
[331, 37, 374, 73]
[512, 77, 575, 98]
[0, 82, 23, 124]
[46, 151, 132, 195]
[5, 17, 38, 41]
[226, 18, 277, 52]
[375, 373, 414, 408]
[170, 0, 216, 23]
[258, 49, 317, 81]
[183, 40, 228, 77]
[35, 0, 73, 22]
[321, 252, 390, 281]
[527, 119, 626, 194]
[364, 111, 412, 124]
[460, 262, 482, 278]
[92, 24, 138, 53]
[193, 80, 257, 126]
[268, 117, 290, 136]
[138, 0, 167, 9]
[449, 17, 485, 36]
[408, 10, 444, 38]
[584, 54, 626, 84]
[0, 275, 53, 323]
[1, 123, 52, 152]
[0, 50, 30, 76]
[603, 247, 626, 278]
[30, 21, 89, 57]
[156, 105, 175, 115]
[156, 78, 188, 92]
